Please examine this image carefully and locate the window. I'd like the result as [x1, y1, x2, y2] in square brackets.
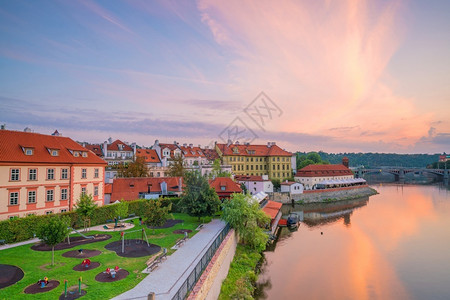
[28, 191, 36, 203]
[47, 168, 55, 180]
[51, 149, 59, 156]
[74, 152, 79, 157]
[220, 186, 226, 191]
[25, 148, 33, 155]
[81, 169, 87, 179]
[61, 168, 68, 179]
[61, 188, 68, 200]
[82, 152, 88, 157]
[9, 192, 19, 205]
[10, 169, 20, 181]
[94, 168, 99, 178]
[46, 190, 54, 202]
[94, 186, 99, 196]
[81, 187, 86, 195]
[60, 209, 67, 213]
[28, 169, 37, 181]
[46, 211, 53, 215]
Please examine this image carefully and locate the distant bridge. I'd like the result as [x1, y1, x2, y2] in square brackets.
[355, 168, 449, 182]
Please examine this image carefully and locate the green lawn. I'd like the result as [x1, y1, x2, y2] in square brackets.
[0, 214, 207, 300]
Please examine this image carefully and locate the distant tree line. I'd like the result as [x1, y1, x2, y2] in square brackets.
[295, 151, 441, 168]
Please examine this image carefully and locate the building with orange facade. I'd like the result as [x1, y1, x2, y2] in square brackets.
[0, 130, 106, 220]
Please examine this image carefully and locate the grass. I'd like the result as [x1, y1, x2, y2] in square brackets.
[0, 213, 207, 300]
[219, 244, 262, 300]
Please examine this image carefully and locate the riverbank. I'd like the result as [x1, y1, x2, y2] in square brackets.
[293, 185, 377, 203]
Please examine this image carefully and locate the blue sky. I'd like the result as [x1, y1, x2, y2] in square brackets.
[0, 0, 449, 153]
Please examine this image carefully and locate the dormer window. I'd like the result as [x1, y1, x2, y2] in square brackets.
[118, 144, 124, 150]
[220, 186, 226, 191]
[51, 150, 59, 156]
[25, 148, 33, 155]
[74, 152, 79, 157]
[82, 152, 88, 157]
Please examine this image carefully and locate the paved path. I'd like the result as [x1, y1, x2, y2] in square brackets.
[112, 219, 226, 300]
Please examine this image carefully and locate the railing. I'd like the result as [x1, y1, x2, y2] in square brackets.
[171, 223, 230, 300]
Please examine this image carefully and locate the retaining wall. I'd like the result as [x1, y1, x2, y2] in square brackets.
[273, 186, 377, 204]
[187, 229, 237, 300]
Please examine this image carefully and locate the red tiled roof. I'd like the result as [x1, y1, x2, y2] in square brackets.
[136, 149, 161, 163]
[262, 201, 282, 219]
[110, 177, 182, 201]
[108, 140, 133, 152]
[295, 164, 353, 177]
[84, 144, 103, 157]
[159, 143, 179, 151]
[235, 175, 268, 182]
[104, 183, 112, 194]
[209, 177, 242, 194]
[216, 143, 292, 157]
[202, 148, 219, 161]
[179, 145, 205, 158]
[0, 130, 106, 165]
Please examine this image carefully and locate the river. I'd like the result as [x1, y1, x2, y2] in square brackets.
[255, 184, 450, 300]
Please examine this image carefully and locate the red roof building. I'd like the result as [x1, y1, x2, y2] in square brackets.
[0, 130, 106, 220]
[109, 177, 182, 201]
[295, 164, 354, 190]
[209, 177, 242, 200]
[262, 200, 282, 235]
[136, 149, 161, 165]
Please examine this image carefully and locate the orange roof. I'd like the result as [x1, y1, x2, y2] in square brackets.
[262, 200, 282, 219]
[209, 177, 242, 194]
[110, 177, 182, 201]
[0, 130, 106, 165]
[108, 140, 133, 152]
[179, 145, 205, 158]
[104, 183, 112, 194]
[202, 148, 219, 161]
[136, 149, 161, 163]
[216, 143, 292, 157]
[84, 144, 103, 157]
[295, 164, 353, 177]
[235, 175, 269, 182]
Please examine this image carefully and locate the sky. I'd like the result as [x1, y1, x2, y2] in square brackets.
[0, 0, 449, 154]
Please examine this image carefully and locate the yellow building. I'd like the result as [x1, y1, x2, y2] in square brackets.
[0, 130, 106, 220]
[215, 142, 294, 180]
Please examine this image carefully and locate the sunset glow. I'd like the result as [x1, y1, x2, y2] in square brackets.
[0, 0, 449, 152]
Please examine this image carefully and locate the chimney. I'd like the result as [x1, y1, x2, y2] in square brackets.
[82, 142, 86, 147]
[154, 139, 159, 146]
[205, 146, 209, 149]
[183, 143, 187, 147]
[174, 141, 177, 145]
[189, 143, 193, 148]
[342, 157, 349, 168]
[267, 142, 271, 148]
[235, 141, 240, 145]
[132, 142, 136, 155]
[198, 144, 201, 148]
[227, 139, 232, 146]
[103, 141, 108, 157]
[108, 137, 112, 144]
[24, 127, 31, 133]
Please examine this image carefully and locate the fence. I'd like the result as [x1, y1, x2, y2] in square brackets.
[171, 224, 230, 300]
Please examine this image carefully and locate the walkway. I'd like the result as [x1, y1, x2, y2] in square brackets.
[112, 219, 226, 300]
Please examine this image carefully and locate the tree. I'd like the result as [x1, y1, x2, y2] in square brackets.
[144, 199, 172, 232]
[117, 156, 149, 177]
[221, 193, 270, 251]
[36, 216, 71, 265]
[180, 171, 221, 220]
[168, 154, 186, 177]
[209, 158, 231, 178]
[74, 194, 97, 232]
[240, 183, 248, 194]
[271, 178, 281, 191]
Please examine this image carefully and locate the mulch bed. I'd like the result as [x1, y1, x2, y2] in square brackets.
[104, 239, 161, 258]
[0, 264, 24, 289]
[63, 249, 102, 258]
[148, 219, 183, 229]
[59, 289, 87, 300]
[24, 280, 60, 294]
[95, 269, 129, 282]
[73, 262, 101, 271]
[173, 229, 192, 234]
[31, 234, 112, 251]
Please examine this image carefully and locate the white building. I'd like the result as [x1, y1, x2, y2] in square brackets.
[295, 164, 354, 190]
[280, 181, 304, 194]
[235, 175, 273, 195]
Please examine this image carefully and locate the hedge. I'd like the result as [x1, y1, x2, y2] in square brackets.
[0, 197, 180, 244]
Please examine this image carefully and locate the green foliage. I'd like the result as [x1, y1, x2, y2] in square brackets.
[271, 178, 281, 191]
[429, 160, 450, 169]
[299, 151, 440, 168]
[144, 199, 172, 228]
[168, 154, 186, 177]
[36, 216, 71, 265]
[219, 244, 262, 300]
[221, 194, 270, 251]
[113, 201, 129, 219]
[210, 158, 231, 178]
[296, 152, 329, 169]
[180, 171, 221, 219]
[74, 194, 97, 219]
[117, 156, 149, 177]
[240, 182, 248, 194]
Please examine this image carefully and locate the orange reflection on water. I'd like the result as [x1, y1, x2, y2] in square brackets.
[257, 185, 442, 300]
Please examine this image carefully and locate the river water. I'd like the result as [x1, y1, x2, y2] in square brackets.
[256, 184, 450, 300]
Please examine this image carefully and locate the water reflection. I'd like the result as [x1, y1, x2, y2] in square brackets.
[256, 185, 450, 300]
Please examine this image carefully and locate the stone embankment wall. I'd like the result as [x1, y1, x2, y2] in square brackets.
[187, 229, 237, 300]
[272, 186, 377, 204]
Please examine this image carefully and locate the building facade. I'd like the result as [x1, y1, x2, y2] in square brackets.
[0, 130, 106, 220]
[215, 141, 294, 179]
[235, 175, 273, 195]
[294, 164, 354, 190]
